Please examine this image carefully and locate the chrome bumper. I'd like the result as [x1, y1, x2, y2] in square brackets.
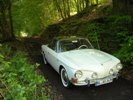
[73, 74, 119, 86]
[90, 74, 119, 86]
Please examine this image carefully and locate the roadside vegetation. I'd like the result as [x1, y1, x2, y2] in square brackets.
[0, 44, 49, 100]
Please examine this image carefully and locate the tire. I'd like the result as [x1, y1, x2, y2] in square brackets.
[42, 52, 47, 64]
[60, 67, 71, 88]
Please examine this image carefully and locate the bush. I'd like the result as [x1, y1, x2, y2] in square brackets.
[114, 33, 133, 66]
[110, 15, 133, 66]
[77, 22, 104, 49]
[0, 44, 49, 100]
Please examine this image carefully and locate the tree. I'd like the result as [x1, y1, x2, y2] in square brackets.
[8, 0, 15, 39]
[85, 0, 90, 8]
[74, 0, 86, 13]
[0, 0, 15, 42]
[53, 0, 71, 20]
[112, 0, 133, 14]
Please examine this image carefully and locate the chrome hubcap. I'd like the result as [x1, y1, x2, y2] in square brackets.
[61, 68, 69, 87]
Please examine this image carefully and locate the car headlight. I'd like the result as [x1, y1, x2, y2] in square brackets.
[91, 72, 98, 79]
[109, 69, 114, 74]
[116, 63, 123, 70]
[75, 70, 83, 78]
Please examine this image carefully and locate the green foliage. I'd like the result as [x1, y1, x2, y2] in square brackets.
[113, 15, 132, 25]
[77, 22, 104, 49]
[106, 15, 132, 27]
[12, 0, 43, 36]
[12, 0, 59, 36]
[11, 0, 109, 37]
[117, 36, 133, 65]
[106, 15, 133, 65]
[0, 44, 49, 100]
[114, 32, 133, 65]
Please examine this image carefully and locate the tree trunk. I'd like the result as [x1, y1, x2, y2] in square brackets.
[66, 0, 70, 18]
[0, 0, 15, 42]
[96, 0, 98, 5]
[85, 0, 90, 8]
[54, 0, 65, 19]
[0, 0, 7, 41]
[8, 0, 15, 39]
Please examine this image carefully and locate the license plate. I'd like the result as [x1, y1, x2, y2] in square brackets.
[95, 78, 113, 86]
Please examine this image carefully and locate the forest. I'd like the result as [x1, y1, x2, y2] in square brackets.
[0, 0, 133, 99]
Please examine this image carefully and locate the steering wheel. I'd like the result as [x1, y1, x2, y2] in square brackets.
[78, 45, 88, 49]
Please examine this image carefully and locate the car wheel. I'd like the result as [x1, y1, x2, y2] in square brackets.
[60, 68, 71, 88]
[42, 52, 47, 64]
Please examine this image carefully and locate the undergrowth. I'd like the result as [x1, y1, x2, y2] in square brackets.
[0, 44, 49, 100]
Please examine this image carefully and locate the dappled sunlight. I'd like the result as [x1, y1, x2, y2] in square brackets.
[70, 11, 77, 16]
[92, 9, 96, 12]
[98, 4, 102, 7]
[20, 31, 28, 37]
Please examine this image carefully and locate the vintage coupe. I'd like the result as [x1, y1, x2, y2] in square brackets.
[41, 37, 123, 88]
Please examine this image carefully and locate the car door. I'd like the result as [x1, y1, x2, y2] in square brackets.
[45, 40, 60, 72]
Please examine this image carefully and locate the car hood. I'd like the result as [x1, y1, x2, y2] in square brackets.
[59, 49, 119, 70]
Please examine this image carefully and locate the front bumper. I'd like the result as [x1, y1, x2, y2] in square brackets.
[71, 74, 119, 86]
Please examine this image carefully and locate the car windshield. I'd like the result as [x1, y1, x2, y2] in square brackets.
[59, 38, 93, 52]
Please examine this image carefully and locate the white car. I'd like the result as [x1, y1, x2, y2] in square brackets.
[41, 37, 123, 88]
